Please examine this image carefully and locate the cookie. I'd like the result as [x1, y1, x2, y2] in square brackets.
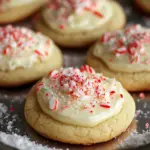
[34, 0, 126, 48]
[0, 0, 46, 24]
[25, 65, 135, 145]
[135, 0, 150, 14]
[0, 25, 63, 87]
[87, 25, 150, 91]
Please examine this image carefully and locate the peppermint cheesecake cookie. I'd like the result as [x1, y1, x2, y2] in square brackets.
[25, 65, 135, 145]
[0, 0, 46, 23]
[0, 25, 62, 87]
[135, 0, 150, 14]
[87, 25, 150, 91]
[34, 0, 126, 47]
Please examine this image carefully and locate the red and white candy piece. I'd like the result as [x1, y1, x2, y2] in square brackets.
[80, 65, 95, 74]
[49, 70, 60, 79]
[36, 82, 44, 92]
[120, 94, 123, 99]
[139, 92, 145, 99]
[114, 47, 127, 55]
[84, 7, 103, 18]
[49, 98, 59, 110]
[109, 90, 116, 95]
[145, 123, 149, 129]
[100, 33, 112, 43]
[100, 101, 111, 108]
[34, 50, 43, 56]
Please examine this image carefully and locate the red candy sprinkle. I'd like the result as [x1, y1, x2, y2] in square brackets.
[110, 91, 116, 95]
[84, 7, 103, 18]
[3, 48, 10, 55]
[59, 24, 65, 29]
[9, 107, 14, 112]
[90, 110, 93, 113]
[120, 94, 123, 98]
[80, 65, 95, 74]
[145, 123, 149, 129]
[34, 50, 43, 56]
[45, 93, 49, 97]
[139, 92, 145, 99]
[100, 103, 111, 108]
[114, 48, 127, 55]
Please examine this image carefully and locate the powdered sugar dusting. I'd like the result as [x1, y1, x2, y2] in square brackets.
[0, 102, 68, 150]
[0, 103, 20, 133]
[0, 132, 63, 150]
[119, 131, 150, 149]
[0, 103, 8, 118]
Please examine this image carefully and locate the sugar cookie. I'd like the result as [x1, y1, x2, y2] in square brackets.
[0, 25, 63, 87]
[34, 0, 126, 47]
[0, 0, 46, 23]
[87, 25, 150, 91]
[25, 65, 135, 145]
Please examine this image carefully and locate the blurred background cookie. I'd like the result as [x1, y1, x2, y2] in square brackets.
[34, 0, 126, 48]
[0, 0, 47, 24]
[87, 24, 150, 91]
[0, 25, 63, 87]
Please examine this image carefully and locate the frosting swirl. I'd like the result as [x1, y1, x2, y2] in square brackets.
[37, 65, 125, 127]
[0, 25, 53, 71]
[93, 25, 150, 72]
[42, 0, 112, 33]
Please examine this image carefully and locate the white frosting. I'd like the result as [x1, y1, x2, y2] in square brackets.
[93, 25, 150, 73]
[0, 25, 53, 71]
[42, 0, 113, 33]
[37, 65, 125, 127]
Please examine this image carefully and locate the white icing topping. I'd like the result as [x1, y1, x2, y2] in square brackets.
[37, 65, 125, 127]
[42, 0, 112, 33]
[0, 25, 53, 71]
[93, 25, 150, 72]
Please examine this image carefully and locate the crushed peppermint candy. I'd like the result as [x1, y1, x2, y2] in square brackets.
[100, 24, 150, 64]
[0, 25, 52, 71]
[46, 0, 104, 28]
[0, 25, 50, 57]
[145, 123, 149, 129]
[36, 65, 124, 112]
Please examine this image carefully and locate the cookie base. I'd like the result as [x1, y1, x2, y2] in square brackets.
[24, 85, 135, 145]
[34, 1, 126, 48]
[0, 46, 63, 87]
[87, 48, 150, 91]
[0, 0, 46, 24]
